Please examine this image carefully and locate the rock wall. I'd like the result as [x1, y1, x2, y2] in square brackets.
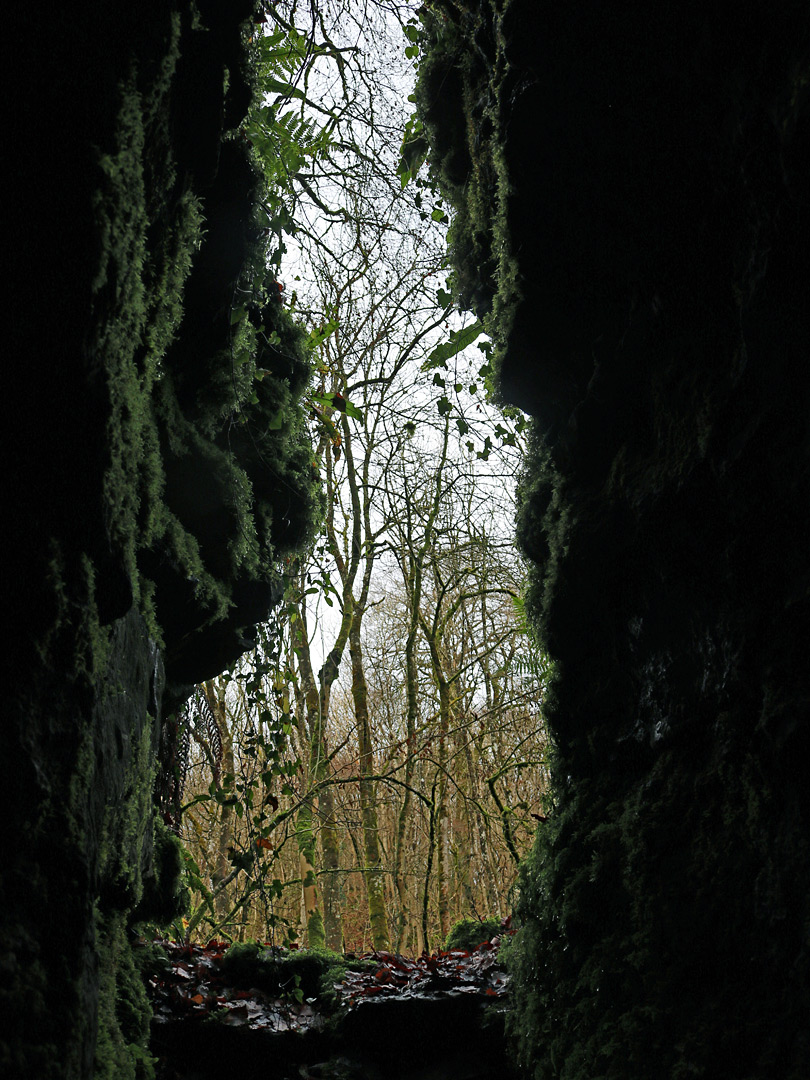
[416, 2, 810, 1077]
[5, 3, 319, 1076]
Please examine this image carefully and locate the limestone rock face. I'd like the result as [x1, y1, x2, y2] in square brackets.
[417, 2, 810, 1076]
[5, 2, 319, 1076]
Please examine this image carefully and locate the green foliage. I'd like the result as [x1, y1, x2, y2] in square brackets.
[422, 319, 485, 370]
[178, 660, 312, 945]
[398, 112, 430, 190]
[246, 20, 338, 273]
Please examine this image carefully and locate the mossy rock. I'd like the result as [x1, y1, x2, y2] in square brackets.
[444, 918, 502, 952]
[133, 821, 190, 929]
[221, 945, 373, 1012]
[6, 0, 322, 1076]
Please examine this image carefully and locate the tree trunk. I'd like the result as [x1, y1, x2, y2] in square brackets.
[464, 733, 501, 917]
[291, 608, 330, 949]
[435, 671, 451, 943]
[422, 783, 437, 953]
[394, 620, 417, 952]
[350, 617, 390, 950]
[318, 774, 344, 952]
[296, 795, 325, 949]
[204, 681, 235, 924]
[456, 754, 475, 916]
[393, 427, 450, 951]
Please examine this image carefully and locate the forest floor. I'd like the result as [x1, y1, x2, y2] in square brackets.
[141, 935, 516, 1080]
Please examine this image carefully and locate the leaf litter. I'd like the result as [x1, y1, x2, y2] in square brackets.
[139, 928, 513, 1034]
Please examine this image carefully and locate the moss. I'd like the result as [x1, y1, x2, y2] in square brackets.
[414, 0, 520, 398]
[515, 425, 569, 650]
[143, 189, 205, 378]
[7, 1, 323, 1075]
[87, 9, 321, 675]
[105, 725, 155, 910]
[508, 725, 810, 1079]
[93, 62, 175, 611]
[94, 912, 156, 1080]
[134, 821, 191, 929]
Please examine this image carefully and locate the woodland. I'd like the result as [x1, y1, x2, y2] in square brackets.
[5, 1, 810, 1080]
[149, 1, 549, 959]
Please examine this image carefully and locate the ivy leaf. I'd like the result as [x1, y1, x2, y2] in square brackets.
[422, 321, 484, 370]
[398, 113, 428, 188]
[309, 391, 363, 421]
[476, 436, 493, 460]
[307, 317, 338, 351]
